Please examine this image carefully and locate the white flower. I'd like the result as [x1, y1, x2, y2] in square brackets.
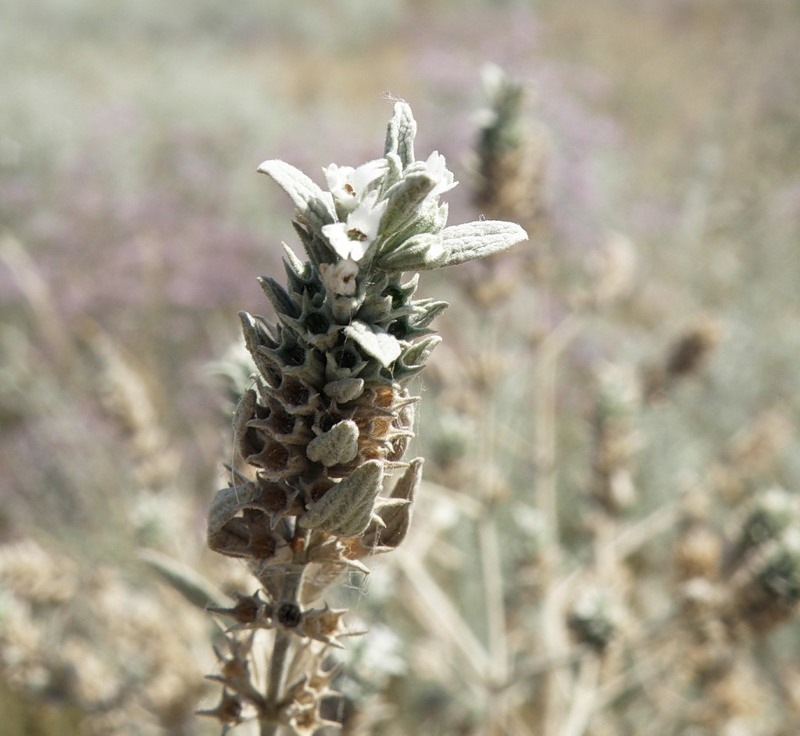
[322, 159, 387, 207]
[422, 151, 457, 199]
[321, 191, 389, 262]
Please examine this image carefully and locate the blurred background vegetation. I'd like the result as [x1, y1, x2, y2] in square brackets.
[1, 0, 799, 734]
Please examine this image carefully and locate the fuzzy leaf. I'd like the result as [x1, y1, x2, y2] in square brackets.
[138, 548, 228, 610]
[239, 311, 277, 352]
[376, 199, 448, 265]
[258, 276, 300, 318]
[409, 299, 450, 330]
[379, 152, 404, 196]
[431, 220, 528, 268]
[207, 483, 259, 546]
[384, 102, 416, 168]
[323, 377, 365, 403]
[238, 312, 284, 383]
[306, 419, 360, 467]
[379, 173, 437, 235]
[258, 160, 336, 232]
[376, 233, 445, 272]
[362, 458, 423, 551]
[343, 320, 403, 368]
[396, 335, 442, 378]
[282, 243, 316, 293]
[299, 460, 383, 537]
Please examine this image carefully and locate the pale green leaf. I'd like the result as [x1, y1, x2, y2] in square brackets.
[257, 159, 336, 231]
[434, 220, 528, 268]
[384, 102, 417, 168]
[343, 320, 403, 367]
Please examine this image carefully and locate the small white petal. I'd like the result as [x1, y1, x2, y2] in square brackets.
[348, 192, 389, 242]
[349, 158, 388, 194]
[323, 158, 388, 205]
[321, 223, 358, 260]
[322, 192, 389, 262]
[423, 151, 458, 198]
[322, 164, 355, 198]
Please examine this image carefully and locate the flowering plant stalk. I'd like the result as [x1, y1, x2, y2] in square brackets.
[201, 102, 527, 735]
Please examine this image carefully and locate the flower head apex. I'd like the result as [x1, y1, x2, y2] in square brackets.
[323, 159, 388, 208]
[423, 151, 458, 199]
[321, 191, 389, 262]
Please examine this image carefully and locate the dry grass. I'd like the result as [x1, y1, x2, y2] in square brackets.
[1, 1, 799, 734]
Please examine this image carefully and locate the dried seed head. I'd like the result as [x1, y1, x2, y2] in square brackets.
[734, 530, 800, 632]
[567, 586, 619, 653]
[207, 485, 295, 562]
[473, 64, 550, 233]
[675, 523, 723, 582]
[208, 591, 273, 628]
[197, 690, 245, 726]
[590, 364, 642, 513]
[665, 319, 721, 379]
[723, 487, 797, 574]
[708, 412, 794, 505]
[298, 605, 352, 647]
[207, 634, 267, 711]
[643, 318, 722, 401]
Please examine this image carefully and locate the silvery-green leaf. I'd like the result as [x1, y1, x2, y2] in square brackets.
[433, 202, 449, 230]
[379, 152, 404, 196]
[375, 196, 447, 261]
[384, 102, 416, 168]
[409, 299, 449, 330]
[323, 377, 365, 403]
[306, 419, 360, 466]
[282, 244, 316, 293]
[397, 335, 442, 375]
[299, 460, 383, 537]
[389, 273, 419, 303]
[258, 160, 336, 232]
[238, 312, 285, 383]
[375, 233, 445, 272]
[362, 458, 423, 550]
[207, 483, 260, 545]
[258, 276, 300, 318]
[138, 548, 227, 610]
[239, 311, 278, 352]
[354, 293, 394, 325]
[291, 220, 327, 265]
[379, 173, 437, 235]
[343, 320, 403, 368]
[430, 220, 528, 268]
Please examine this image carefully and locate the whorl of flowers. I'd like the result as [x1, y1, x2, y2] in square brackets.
[203, 103, 526, 734]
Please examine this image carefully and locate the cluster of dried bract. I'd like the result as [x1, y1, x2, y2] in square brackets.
[202, 103, 527, 734]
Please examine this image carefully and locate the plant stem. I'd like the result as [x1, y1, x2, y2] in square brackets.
[260, 630, 292, 736]
[260, 538, 308, 736]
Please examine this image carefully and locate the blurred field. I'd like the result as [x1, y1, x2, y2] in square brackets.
[1, 1, 799, 734]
